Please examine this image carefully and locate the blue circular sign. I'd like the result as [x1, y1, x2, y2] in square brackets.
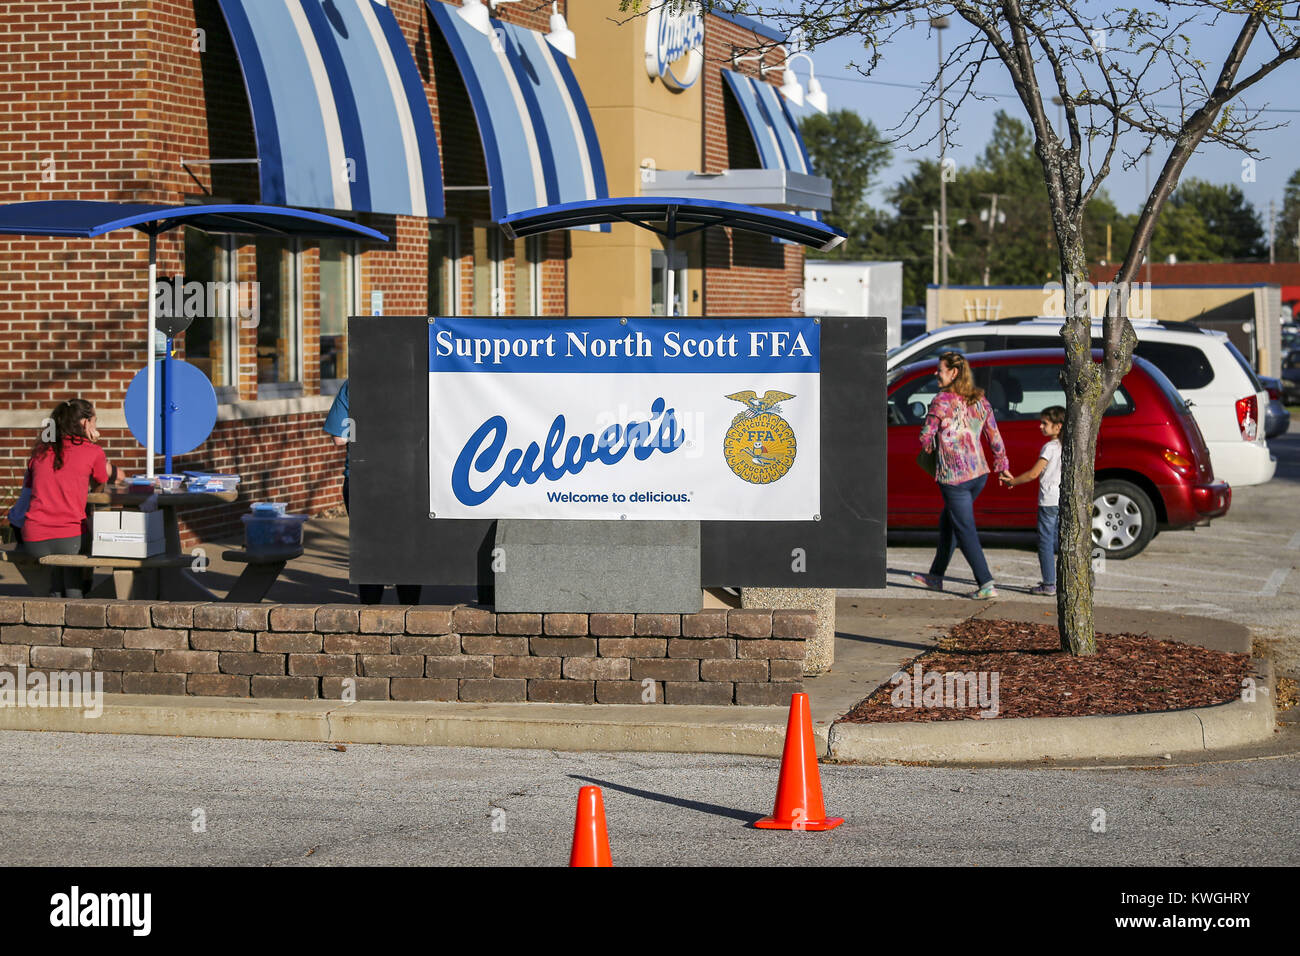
[123, 360, 218, 456]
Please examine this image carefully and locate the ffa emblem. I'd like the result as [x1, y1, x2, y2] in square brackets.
[722, 390, 797, 484]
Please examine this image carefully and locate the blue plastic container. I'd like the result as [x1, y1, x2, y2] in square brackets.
[241, 514, 307, 553]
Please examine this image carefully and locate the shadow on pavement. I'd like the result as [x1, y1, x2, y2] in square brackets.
[568, 774, 764, 824]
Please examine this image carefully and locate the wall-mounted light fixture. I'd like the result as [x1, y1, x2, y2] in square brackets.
[458, 0, 576, 58]
[780, 52, 828, 114]
[456, 0, 492, 34]
[730, 50, 771, 77]
[730, 47, 828, 114]
[546, 2, 576, 59]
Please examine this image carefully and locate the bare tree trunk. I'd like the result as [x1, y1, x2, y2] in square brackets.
[1057, 365, 1101, 655]
[1055, 233, 1100, 655]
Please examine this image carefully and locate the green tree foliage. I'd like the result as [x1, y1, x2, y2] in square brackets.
[880, 112, 1127, 302]
[1164, 178, 1266, 261]
[1281, 167, 1300, 262]
[803, 107, 1270, 296]
[798, 110, 892, 258]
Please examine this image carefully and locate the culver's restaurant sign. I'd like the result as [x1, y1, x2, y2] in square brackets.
[644, 1, 704, 91]
[429, 317, 820, 520]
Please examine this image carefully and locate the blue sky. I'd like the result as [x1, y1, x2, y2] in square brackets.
[779, 8, 1299, 237]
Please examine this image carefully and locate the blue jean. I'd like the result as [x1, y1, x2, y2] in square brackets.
[929, 475, 993, 587]
[1037, 505, 1060, 585]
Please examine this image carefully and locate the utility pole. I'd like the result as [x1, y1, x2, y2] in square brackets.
[922, 209, 940, 285]
[1268, 199, 1275, 264]
[932, 15, 950, 288]
[979, 193, 1004, 286]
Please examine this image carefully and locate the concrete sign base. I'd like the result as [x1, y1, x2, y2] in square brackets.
[494, 519, 702, 613]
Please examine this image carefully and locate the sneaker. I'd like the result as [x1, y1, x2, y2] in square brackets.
[970, 583, 998, 600]
[907, 572, 943, 591]
[1030, 583, 1056, 596]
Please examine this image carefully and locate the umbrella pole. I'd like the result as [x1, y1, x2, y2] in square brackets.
[666, 235, 676, 317]
[163, 337, 173, 474]
[146, 232, 157, 479]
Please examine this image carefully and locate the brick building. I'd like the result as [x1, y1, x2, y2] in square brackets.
[1089, 261, 1300, 321]
[0, 1, 829, 545]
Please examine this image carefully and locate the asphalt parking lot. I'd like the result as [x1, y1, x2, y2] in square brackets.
[1, 730, 1295, 866]
[848, 428, 1300, 668]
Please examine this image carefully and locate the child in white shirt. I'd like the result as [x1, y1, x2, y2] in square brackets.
[1000, 406, 1064, 595]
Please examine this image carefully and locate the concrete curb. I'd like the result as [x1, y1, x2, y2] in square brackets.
[827, 658, 1276, 765]
[0, 695, 823, 758]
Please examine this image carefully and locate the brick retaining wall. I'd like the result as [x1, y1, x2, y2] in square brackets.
[0, 599, 810, 706]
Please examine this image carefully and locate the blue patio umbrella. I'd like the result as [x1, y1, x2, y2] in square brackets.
[0, 201, 387, 476]
[500, 197, 845, 317]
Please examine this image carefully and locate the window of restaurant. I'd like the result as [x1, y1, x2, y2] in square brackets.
[318, 238, 357, 392]
[473, 225, 506, 316]
[181, 227, 237, 401]
[514, 235, 544, 315]
[429, 222, 458, 317]
[254, 236, 302, 397]
[650, 249, 688, 317]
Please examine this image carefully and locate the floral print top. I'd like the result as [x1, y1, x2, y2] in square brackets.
[919, 391, 1009, 486]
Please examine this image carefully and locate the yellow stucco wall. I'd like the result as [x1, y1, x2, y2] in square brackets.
[567, 5, 703, 316]
[925, 284, 1256, 326]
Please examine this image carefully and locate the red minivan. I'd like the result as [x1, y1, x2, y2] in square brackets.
[887, 350, 1231, 559]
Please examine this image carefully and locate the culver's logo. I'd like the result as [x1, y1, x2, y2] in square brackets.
[644, 1, 704, 91]
[452, 398, 685, 506]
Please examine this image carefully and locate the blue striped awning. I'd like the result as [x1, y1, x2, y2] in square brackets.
[217, 0, 444, 218]
[721, 70, 814, 175]
[426, 1, 608, 224]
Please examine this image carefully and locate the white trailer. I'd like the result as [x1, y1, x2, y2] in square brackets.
[803, 261, 903, 348]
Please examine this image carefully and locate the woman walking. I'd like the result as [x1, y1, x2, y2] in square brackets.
[22, 399, 120, 598]
[910, 351, 1011, 599]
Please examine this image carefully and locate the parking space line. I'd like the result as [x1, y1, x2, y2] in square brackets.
[1093, 585, 1264, 596]
[1260, 568, 1291, 597]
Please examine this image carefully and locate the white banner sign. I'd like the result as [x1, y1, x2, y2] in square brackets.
[429, 318, 820, 520]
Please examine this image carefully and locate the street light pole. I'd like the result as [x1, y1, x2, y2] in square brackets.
[1144, 148, 1152, 287]
[980, 193, 1003, 287]
[932, 15, 950, 289]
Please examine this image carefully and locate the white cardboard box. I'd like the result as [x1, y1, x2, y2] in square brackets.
[92, 510, 164, 559]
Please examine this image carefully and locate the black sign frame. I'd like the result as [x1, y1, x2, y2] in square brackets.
[348, 316, 884, 590]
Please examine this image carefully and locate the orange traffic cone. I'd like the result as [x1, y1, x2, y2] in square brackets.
[569, 785, 613, 866]
[754, 692, 844, 831]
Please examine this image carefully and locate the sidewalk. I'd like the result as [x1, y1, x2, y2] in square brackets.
[0, 591, 1280, 763]
[0, 518, 1284, 763]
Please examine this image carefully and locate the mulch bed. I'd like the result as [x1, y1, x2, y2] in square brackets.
[840, 618, 1250, 723]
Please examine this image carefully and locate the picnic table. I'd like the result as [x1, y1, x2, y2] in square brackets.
[1, 487, 302, 602]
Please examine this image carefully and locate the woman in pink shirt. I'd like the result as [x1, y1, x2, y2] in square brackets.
[909, 352, 1011, 600]
[21, 398, 121, 598]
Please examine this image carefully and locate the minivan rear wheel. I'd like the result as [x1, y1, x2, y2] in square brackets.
[1091, 479, 1156, 560]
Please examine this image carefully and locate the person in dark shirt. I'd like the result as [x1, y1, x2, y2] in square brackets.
[323, 381, 420, 605]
